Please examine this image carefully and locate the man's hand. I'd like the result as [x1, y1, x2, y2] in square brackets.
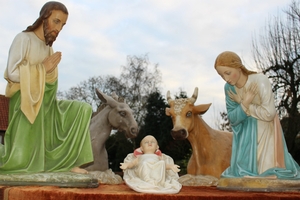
[42, 51, 61, 73]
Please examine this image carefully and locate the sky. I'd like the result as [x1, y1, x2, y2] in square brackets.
[0, 0, 291, 128]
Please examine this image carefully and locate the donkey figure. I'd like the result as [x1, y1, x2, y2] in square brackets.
[85, 89, 138, 173]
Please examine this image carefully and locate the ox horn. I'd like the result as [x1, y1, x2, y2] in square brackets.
[166, 90, 173, 104]
[190, 87, 198, 104]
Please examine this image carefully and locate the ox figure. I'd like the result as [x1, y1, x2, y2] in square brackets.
[165, 87, 232, 178]
[85, 89, 138, 173]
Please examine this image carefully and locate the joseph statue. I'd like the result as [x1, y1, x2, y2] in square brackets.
[2, 1, 93, 174]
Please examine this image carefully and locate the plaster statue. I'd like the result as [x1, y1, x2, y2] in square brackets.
[2, 1, 93, 174]
[166, 88, 232, 180]
[214, 51, 300, 179]
[120, 135, 182, 194]
[85, 89, 138, 184]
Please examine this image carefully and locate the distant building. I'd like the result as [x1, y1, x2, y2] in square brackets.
[0, 95, 9, 144]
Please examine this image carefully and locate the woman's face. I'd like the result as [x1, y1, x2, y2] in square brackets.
[215, 65, 242, 86]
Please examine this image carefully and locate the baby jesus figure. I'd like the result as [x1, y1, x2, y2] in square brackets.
[120, 135, 182, 194]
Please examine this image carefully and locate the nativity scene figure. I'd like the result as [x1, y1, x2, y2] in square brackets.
[120, 135, 182, 194]
[84, 89, 139, 184]
[2, 0, 93, 175]
[165, 87, 232, 186]
[214, 51, 300, 191]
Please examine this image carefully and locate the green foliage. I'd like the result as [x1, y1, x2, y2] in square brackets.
[105, 131, 134, 171]
[58, 54, 192, 172]
[281, 114, 300, 164]
[136, 91, 172, 146]
[106, 89, 192, 173]
[295, 136, 300, 164]
[217, 111, 232, 132]
[134, 90, 192, 173]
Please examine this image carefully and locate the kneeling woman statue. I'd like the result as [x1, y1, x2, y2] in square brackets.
[214, 51, 300, 180]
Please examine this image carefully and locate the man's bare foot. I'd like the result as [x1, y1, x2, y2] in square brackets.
[71, 167, 89, 174]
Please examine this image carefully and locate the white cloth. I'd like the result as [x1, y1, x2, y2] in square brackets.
[234, 74, 282, 173]
[122, 153, 182, 194]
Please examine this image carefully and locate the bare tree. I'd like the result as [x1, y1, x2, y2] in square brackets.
[119, 54, 162, 125]
[57, 54, 162, 168]
[215, 111, 232, 132]
[252, 0, 300, 155]
[57, 54, 162, 125]
[57, 75, 122, 111]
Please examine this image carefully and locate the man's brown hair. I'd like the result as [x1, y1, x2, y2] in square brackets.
[23, 1, 68, 32]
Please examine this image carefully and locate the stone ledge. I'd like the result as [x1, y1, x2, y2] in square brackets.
[0, 172, 99, 188]
[218, 177, 300, 192]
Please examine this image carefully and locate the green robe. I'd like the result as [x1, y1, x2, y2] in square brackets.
[1, 32, 93, 174]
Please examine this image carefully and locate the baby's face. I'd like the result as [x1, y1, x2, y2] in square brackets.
[141, 136, 158, 154]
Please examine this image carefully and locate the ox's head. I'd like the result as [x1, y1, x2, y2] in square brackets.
[165, 87, 211, 140]
[96, 89, 139, 139]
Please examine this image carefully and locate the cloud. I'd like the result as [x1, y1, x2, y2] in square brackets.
[0, 0, 291, 127]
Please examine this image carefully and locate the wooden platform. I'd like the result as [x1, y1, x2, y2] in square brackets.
[1, 183, 300, 200]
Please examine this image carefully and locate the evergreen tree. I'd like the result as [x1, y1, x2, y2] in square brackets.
[106, 131, 134, 172]
[137, 90, 191, 174]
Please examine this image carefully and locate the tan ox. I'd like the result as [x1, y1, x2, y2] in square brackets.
[165, 87, 232, 178]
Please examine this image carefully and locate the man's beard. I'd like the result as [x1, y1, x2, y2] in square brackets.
[43, 20, 58, 47]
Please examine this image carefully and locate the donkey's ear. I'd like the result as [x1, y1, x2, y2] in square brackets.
[95, 89, 119, 108]
[95, 89, 107, 103]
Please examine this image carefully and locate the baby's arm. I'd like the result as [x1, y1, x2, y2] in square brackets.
[120, 157, 139, 170]
[166, 164, 181, 173]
